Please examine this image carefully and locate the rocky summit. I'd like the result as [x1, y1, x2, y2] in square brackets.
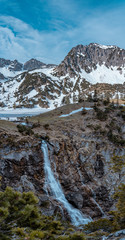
[0, 43, 124, 110]
[54, 43, 125, 77]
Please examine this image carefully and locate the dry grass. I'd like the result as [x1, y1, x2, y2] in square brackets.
[111, 99, 125, 105]
[30, 102, 93, 125]
[0, 120, 18, 133]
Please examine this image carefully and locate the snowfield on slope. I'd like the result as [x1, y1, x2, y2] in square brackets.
[80, 64, 125, 84]
[0, 67, 23, 78]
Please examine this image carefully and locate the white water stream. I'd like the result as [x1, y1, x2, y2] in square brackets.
[41, 140, 91, 226]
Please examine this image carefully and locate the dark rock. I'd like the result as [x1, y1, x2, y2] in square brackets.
[24, 59, 46, 70]
[24, 59, 56, 71]
[0, 58, 11, 67]
[0, 58, 23, 71]
[66, 192, 83, 209]
[8, 60, 23, 71]
[0, 72, 5, 79]
[50, 140, 60, 154]
[95, 186, 113, 211]
[94, 154, 104, 178]
[95, 186, 109, 201]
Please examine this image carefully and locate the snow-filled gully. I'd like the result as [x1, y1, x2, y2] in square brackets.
[41, 140, 91, 226]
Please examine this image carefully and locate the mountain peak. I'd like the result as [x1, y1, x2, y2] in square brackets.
[54, 43, 125, 78]
[23, 59, 46, 71]
[88, 43, 117, 49]
[23, 58, 56, 71]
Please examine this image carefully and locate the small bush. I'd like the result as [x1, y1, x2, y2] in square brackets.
[96, 110, 108, 121]
[43, 124, 50, 130]
[17, 124, 34, 135]
[93, 105, 108, 121]
[32, 122, 41, 128]
[84, 218, 113, 233]
[111, 184, 125, 230]
[111, 155, 125, 173]
[94, 125, 101, 131]
[107, 130, 125, 146]
[57, 232, 86, 240]
[103, 98, 110, 106]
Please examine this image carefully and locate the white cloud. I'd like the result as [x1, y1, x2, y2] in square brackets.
[0, 16, 72, 63]
[0, 5, 125, 64]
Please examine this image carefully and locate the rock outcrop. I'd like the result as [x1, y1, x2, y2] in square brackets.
[0, 72, 5, 79]
[24, 58, 56, 70]
[0, 104, 124, 221]
[0, 58, 23, 71]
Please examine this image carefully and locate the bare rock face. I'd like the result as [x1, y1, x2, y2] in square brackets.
[0, 58, 12, 67]
[0, 72, 5, 79]
[24, 58, 56, 70]
[24, 59, 46, 70]
[8, 60, 23, 71]
[0, 107, 124, 222]
[54, 43, 125, 77]
[0, 58, 23, 71]
[66, 192, 83, 209]
[94, 154, 104, 178]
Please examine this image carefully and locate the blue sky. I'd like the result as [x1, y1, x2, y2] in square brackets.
[0, 0, 125, 63]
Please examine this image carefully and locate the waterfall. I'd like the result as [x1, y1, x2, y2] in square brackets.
[41, 140, 91, 226]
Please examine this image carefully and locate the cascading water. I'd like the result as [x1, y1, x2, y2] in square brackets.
[41, 140, 91, 226]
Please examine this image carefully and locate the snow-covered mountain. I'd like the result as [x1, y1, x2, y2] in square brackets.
[54, 43, 125, 83]
[0, 58, 56, 80]
[0, 43, 125, 110]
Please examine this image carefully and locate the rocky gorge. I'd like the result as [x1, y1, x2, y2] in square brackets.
[0, 102, 124, 225]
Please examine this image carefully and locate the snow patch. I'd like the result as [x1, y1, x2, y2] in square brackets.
[26, 89, 38, 99]
[0, 67, 23, 78]
[93, 43, 115, 50]
[80, 64, 125, 84]
[59, 107, 92, 117]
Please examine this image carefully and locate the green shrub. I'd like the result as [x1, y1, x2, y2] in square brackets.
[103, 98, 110, 106]
[84, 218, 113, 233]
[111, 184, 125, 230]
[17, 124, 34, 135]
[96, 109, 108, 121]
[0, 187, 41, 239]
[43, 123, 50, 130]
[0, 187, 66, 239]
[111, 155, 125, 172]
[107, 130, 125, 146]
[56, 232, 86, 240]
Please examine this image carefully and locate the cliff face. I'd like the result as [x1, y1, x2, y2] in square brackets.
[0, 58, 23, 71]
[23, 59, 56, 70]
[54, 43, 125, 77]
[0, 104, 124, 221]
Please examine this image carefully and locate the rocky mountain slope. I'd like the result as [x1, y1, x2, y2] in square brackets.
[0, 102, 124, 224]
[0, 43, 124, 110]
[54, 43, 125, 78]
[0, 58, 56, 80]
